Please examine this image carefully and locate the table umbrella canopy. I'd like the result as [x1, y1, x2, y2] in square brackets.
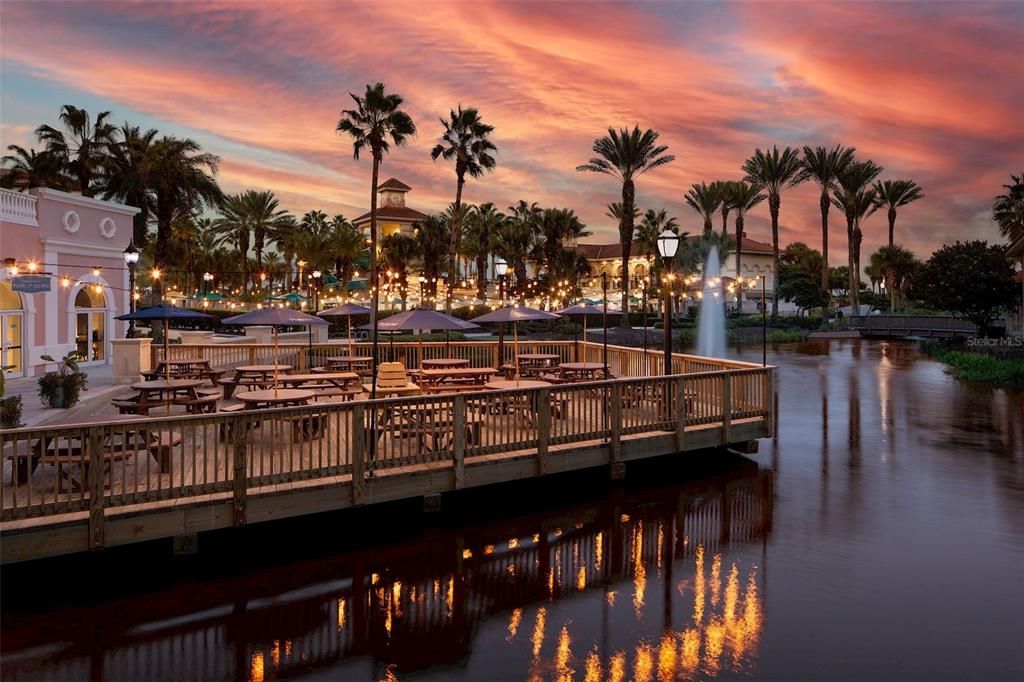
[370, 308, 480, 332]
[222, 308, 328, 327]
[191, 292, 226, 302]
[469, 305, 561, 323]
[270, 292, 307, 302]
[317, 303, 372, 317]
[556, 304, 623, 317]
[115, 303, 217, 322]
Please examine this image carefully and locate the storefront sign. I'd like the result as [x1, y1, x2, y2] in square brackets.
[11, 275, 51, 293]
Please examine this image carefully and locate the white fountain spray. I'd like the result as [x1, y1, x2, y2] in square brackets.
[696, 244, 727, 358]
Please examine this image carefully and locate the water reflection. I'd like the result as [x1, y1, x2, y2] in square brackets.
[1, 466, 772, 681]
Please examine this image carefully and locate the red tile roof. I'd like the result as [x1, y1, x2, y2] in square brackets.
[378, 177, 411, 192]
[353, 204, 430, 224]
[1013, 270, 1024, 284]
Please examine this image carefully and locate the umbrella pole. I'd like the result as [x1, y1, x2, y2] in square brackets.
[582, 317, 587, 362]
[419, 332, 424, 371]
[164, 318, 172, 416]
[347, 315, 353, 357]
[274, 326, 280, 398]
[514, 322, 520, 386]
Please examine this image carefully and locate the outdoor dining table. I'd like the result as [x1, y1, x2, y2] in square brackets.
[276, 372, 362, 400]
[485, 379, 552, 390]
[421, 358, 471, 369]
[130, 379, 205, 414]
[325, 356, 374, 373]
[236, 388, 315, 409]
[555, 362, 608, 382]
[419, 367, 498, 393]
[232, 364, 292, 388]
[511, 354, 561, 378]
[153, 358, 212, 375]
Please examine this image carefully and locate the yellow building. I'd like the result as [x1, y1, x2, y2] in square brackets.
[352, 178, 430, 240]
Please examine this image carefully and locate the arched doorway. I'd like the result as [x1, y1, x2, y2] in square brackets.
[0, 281, 24, 375]
[75, 285, 107, 363]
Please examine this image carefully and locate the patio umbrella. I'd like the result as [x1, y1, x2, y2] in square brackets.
[470, 306, 561, 382]
[362, 308, 479, 371]
[271, 292, 307, 303]
[115, 303, 217, 382]
[222, 307, 328, 396]
[318, 303, 371, 356]
[557, 303, 623, 364]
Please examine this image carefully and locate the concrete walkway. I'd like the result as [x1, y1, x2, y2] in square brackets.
[3, 364, 127, 428]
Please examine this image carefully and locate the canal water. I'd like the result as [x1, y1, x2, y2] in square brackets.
[2, 340, 1021, 681]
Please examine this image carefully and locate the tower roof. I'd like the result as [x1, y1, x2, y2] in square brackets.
[378, 178, 411, 192]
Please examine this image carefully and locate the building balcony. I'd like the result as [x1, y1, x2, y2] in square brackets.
[0, 188, 39, 226]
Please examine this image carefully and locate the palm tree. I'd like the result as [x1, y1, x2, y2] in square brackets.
[742, 146, 806, 317]
[710, 180, 735, 237]
[35, 105, 116, 196]
[380, 233, 418, 310]
[270, 217, 300, 288]
[498, 201, 542, 301]
[463, 202, 505, 300]
[832, 160, 883, 315]
[328, 217, 364, 290]
[413, 214, 450, 306]
[537, 207, 591, 274]
[802, 145, 856, 290]
[635, 209, 679, 274]
[684, 182, 722, 235]
[337, 83, 417, 348]
[577, 126, 674, 324]
[874, 179, 923, 247]
[872, 244, 920, 312]
[729, 181, 766, 314]
[97, 125, 158, 246]
[430, 106, 497, 313]
[1, 145, 65, 191]
[148, 137, 222, 294]
[243, 190, 293, 271]
[213, 194, 254, 289]
[993, 172, 1024, 241]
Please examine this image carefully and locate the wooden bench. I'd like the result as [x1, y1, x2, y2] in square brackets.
[111, 396, 142, 414]
[182, 395, 219, 414]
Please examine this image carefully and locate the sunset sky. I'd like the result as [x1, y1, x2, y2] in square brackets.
[1, 0, 1021, 264]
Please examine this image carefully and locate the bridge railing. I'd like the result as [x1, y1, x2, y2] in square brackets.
[849, 315, 977, 336]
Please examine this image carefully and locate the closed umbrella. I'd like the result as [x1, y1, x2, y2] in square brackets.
[470, 306, 561, 383]
[222, 307, 328, 396]
[318, 303, 371, 356]
[115, 303, 216, 382]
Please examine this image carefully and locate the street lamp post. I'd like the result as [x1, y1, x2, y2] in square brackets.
[122, 242, 140, 337]
[657, 229, 680, 376]
[641, 275, 649, 375]
[495, 257, 508, 365]
[311, 270, 321, 312]
[202, 271, 213, 296]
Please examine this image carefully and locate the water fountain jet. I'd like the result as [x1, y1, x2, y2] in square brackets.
[696, 245, 727, 358]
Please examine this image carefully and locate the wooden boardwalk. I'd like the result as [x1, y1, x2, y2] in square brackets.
[1, 342, 774, 563]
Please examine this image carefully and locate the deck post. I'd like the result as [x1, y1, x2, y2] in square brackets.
[537, 388, 550, 476]
[352, 405, 366, 505]
[766, 370, 775, 438]
[87, 427, 105, 550]
[231, 418, 247, 526]
[721, 375, 732, 445]
[610, 383, 622, 463]
[453, 395, 466, 489]
[675, 377, 686, 452]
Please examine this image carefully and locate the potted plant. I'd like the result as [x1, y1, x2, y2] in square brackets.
[0, 365, 22, 428]
[37, 351, 88, 409]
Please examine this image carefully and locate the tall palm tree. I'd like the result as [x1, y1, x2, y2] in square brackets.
[710, 180, 735, 237]
[413, 214, 451, 306]
[993, 172, 1024, 241]
[147, 137, 222, 294]
[337, 82, 417, 352]
[872, 244, 920, 312]
[498, 201, 542, 301]
[430, 106, 497, 312]
[537, 208, 591, 273]
[729, 181, 766, 314]
[463, 202, 505, 300]
[97, 125, 158, 246]
[35, 105, 116, 196]
[873, 179, 923, 247]
[802, 145, 856, 290]
[213, 194, 254, 290]
[742, 146, 806, 317]
[606, 202, 640, 228]
[328, 217, 364, 289]
[380, 232, 418, 310]
[684, 182, 722, 235]
[832, 160, 883, 315]
[242, 190, 293, 271]
[634, 209, 679, 273]
[577, 126, 674, 324]
[1, 145, 65, 191]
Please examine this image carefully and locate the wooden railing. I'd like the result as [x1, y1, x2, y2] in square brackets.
[849, 314, 977, 337]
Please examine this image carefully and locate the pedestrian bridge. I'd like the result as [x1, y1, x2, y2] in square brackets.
[849, 315, 977, 338]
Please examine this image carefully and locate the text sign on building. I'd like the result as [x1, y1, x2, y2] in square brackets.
[11, 275, 51, 294]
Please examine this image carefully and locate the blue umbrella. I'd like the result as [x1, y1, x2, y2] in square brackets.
[223, 308, 329, 391]
[318, 303, 371, 355]
[115, 304, 216, 381]
[558, 304, 622, 362]
[471, 306, 561, 378]
[359, 308, 479, 360]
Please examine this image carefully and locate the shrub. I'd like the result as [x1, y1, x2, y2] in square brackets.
[0, 396, 22, 428]
[37, 352, 88, 409]
[767, 329, 805, 343]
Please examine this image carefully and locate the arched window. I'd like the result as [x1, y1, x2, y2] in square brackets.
[0, 281, 23, 375]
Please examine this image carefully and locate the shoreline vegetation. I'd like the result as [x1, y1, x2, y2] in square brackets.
[919, 339, 1024, 390]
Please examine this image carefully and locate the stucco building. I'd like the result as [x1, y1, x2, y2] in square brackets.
[0, 187, 138, 377]
[352, 178, 430, 241]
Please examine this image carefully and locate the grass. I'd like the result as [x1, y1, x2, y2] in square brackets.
[766, 329, 805, 343]
[931, 350, 1024, 390]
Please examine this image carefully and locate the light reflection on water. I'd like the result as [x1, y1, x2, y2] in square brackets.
[2, 340, 1022, 681]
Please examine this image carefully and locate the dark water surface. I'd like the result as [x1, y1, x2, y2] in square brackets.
[2, 340, 1022, 681]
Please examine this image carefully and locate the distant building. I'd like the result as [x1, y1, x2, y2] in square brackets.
[1008, 234, 1024, 335]
[352, 178, 430, 241]
[0, 187, 139, 377]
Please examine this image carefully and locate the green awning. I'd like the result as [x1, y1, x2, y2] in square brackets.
[191, 292, 226, 302]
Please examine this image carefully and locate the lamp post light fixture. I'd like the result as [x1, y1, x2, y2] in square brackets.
[202, 271, 213, 296]
[122, 241, 140, 337]
[656, 229, 680, 375]
[494, 257, 508, 363]
[311, 269, 322, 312]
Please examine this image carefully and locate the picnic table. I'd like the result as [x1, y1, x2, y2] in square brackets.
[485, 379, 552, 391]
[129, 379, 211, 415]
[419, 367, 498, 393]
[551, 362, 610, 382]
[504, 353, 561, 378]
[236, 389, 321, 440]
[276, 372, 362, 400]
[324, 356, 373, 374]
[484, 379, 554, 426]
[145, 358, 223, 384]
[381, 403, 484, 453]
[221, 364, 292, 398]
[421, 358, 471, 369]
